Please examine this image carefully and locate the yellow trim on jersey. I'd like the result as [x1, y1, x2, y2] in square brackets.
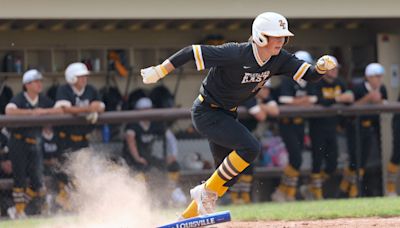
[192, 45, 205, 71]
[293, 62, 311, 82]
[159, 65, 168, 77]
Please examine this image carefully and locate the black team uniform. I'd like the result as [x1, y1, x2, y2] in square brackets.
[340, 82, 387, 197]
[6, 92, 53, 215]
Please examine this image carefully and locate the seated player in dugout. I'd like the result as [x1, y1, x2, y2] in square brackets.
[231, 81, 279, 204]
[271, 50, 317, 202]
[5, 69, 63, 219]
[300, 55, 354, 200]
[339, 63, 387, 198]
[122, 97, 186, 205]
[140, 12, 336, 219]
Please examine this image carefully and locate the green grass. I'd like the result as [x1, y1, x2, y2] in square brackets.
[1, 197, 400, 227]
[220, 197, 400, 221]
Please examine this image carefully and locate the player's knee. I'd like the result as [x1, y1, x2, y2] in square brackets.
[241, 140, 261, 163]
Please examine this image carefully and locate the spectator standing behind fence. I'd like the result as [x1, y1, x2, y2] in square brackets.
[5, 70, 62, 219]
[270, 51, 317, 202]
[300, 56, 354, 200]
[53, 62, 105, 211]
[339, 63, 387, 198]
[387, 94, 400, 196]
[122, 97, 186, 206]
[140, 11, 336, 219]
[231, 83, 279, 204]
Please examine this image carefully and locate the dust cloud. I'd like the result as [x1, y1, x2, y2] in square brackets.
[43, 148, 174, 228]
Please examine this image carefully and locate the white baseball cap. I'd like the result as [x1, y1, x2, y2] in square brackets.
[135, 97, 153, 109]
[365, 63, 385, 77]
[22, 69, 43, 84]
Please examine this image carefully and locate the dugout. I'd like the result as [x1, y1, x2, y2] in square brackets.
[0, 0, 399, 197]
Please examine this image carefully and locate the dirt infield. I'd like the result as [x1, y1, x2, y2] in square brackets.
[217, 217, 400, 227]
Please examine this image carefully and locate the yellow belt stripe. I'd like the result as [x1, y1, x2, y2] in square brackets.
[198, 94, 204, 102]
[293, 63, 311, 81]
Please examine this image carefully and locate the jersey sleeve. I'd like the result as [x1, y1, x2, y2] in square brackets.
[352, 83, 365, 100]
[8, 95, 22, 108]
[277, 50, 323, 83]
[55, 85, 70, 101]
[87, 85, 102, 102]
[40, 95, 55, 108]
[192, 42, 241, 70]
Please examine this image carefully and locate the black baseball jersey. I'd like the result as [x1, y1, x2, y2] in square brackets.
[352, 82, 387, 127]
[278, 77, 312, 125]
[42, 134, 59, 160]
[309, 78, 349, 127]
[7, 92, 53, 138]
[123, 122, 166, 160]
[55, 84, 101, 135]
[278, 77, 311, 104]
[187, 42, 323, 110]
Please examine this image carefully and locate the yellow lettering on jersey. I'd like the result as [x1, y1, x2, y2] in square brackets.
[322, 85, 342, 99]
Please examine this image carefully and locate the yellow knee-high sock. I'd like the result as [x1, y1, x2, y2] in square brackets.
[340, 168, 353, 193]
[25, 187, 38, 203]
[181, 200, 198, 219]
[310, 173, 323, 199]
[241, 192, 251, 203]
[387, 162, 399, 194]
[282, 165, 300, 198]
[240, 174, 253, 203]
[230, 192, 240, 204]
[348, 169, 365, 198]
[205, 151, 249, 193]
[217, 186, 229, 197]
[13, 187, 26, 214]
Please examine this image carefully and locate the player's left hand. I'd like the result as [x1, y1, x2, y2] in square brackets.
[141, 65, 167, 84]
[86, 112, 98, 124]
[316, 55, 337, 74]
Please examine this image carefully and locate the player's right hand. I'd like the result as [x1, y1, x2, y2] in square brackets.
[141, 65, 167, 84]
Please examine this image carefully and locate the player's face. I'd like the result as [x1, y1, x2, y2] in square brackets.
[266, 36, 285, 55]
[75, 75, 88, 90]
[26, 80, 43, 94]
[367, 75, 382, 90]
[325, 67, 339, 79]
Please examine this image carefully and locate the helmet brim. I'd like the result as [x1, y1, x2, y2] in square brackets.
[263, 30, 294, 37]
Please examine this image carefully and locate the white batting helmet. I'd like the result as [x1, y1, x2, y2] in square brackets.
[365, 63, 385, 77]
[65, 62, 90, 84]
[252, 12, 294, 47]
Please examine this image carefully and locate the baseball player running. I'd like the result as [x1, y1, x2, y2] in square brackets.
[141, 12, 337, 219]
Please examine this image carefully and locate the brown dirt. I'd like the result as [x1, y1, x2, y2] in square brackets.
[216, 217, 400, 228]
